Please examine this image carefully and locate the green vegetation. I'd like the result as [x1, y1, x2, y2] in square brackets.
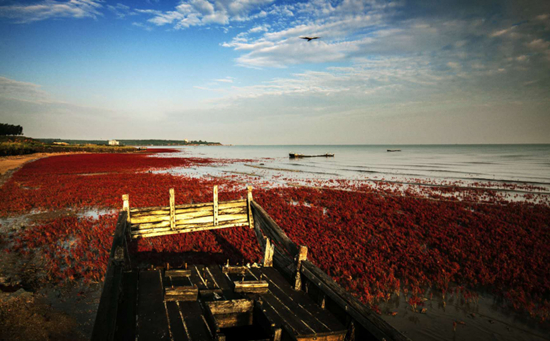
[36, 138, 221, 146]
[0, 136, 137, 157]
[0, 123, 23, 136]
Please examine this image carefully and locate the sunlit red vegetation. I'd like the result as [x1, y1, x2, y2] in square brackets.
[1, 152, 549, 322]
[0, 153, 249, 215]
[254, 186, 550, 321]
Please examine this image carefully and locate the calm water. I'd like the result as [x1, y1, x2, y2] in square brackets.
[152, 144, 550, 190]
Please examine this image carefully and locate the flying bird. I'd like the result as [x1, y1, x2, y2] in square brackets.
[300, 36, 320, 41]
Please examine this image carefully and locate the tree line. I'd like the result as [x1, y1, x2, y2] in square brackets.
[0, 123, 23, 136]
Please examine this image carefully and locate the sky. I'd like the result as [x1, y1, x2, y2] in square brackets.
[0, 0, 549, 144]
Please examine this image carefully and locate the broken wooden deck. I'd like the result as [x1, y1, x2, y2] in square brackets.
[113, 265, 347, 341]
[92, 187, 410, 341]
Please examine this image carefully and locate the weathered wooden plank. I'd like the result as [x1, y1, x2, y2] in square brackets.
[177, 301, 213, 340]
[207, 265, 239, 300]
[113, 270, 138, 341]
[91, 211, 128, 341]
[189, 266, 208, 290]
[260, 292, 312, 337]
[233, 280, 269, 294]
[130, 207, 246, 225]
[251, 201, 299, 256]
[165, 301, 190, 341]
[165, 286, 198, 302]
[130, 199, 247, 215]
[256, 270, 335, 336]
[301, 261, 411, 341]
[255, 267, 345, 335]
[131, 220, 249, 239]
[137, 270, 170, 340]
[207, 299, 254, 315]
[165, 269, 192, 277]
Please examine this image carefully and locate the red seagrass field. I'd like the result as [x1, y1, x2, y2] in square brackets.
[0, 150, 549, 335]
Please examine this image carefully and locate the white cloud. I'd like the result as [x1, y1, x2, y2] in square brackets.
[139, 0, 274, 29]
[0, 0, 103, 23]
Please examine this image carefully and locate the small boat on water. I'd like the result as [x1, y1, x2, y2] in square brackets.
[387, 149, 401, 152]
[92, 186, 409, 341]
[289, 153, 334, 158]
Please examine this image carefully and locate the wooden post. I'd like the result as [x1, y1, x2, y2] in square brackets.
[213, 185, 218, 226]
[122, 194, 130, 222]
[169, 188, 175, 230]
[263, 238, 274, 267]
[273, 328, 282, 341]
[294, 245, 308, 290]
[247, 186, 253, 229]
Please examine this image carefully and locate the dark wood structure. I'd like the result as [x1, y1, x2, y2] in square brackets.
[289, 153, 334, 158]
[92, 187, 410, 341]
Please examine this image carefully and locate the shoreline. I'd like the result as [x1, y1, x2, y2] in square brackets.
[0, 153, 70, 186]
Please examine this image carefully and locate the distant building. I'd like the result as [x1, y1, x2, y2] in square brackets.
[53, 142, 69, 145]
[108, 140, 120, 146]
[183, 139, 188, 144]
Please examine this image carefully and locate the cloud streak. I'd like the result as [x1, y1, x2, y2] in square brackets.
[0, 0, 103, 23]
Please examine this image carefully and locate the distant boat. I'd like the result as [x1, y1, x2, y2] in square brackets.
[387, 149, 401, 152]
[289, 153, 334, 158]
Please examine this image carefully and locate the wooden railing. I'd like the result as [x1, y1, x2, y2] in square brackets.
[125, 186, 254, 239]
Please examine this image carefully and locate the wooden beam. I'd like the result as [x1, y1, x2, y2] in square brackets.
[122, 194, 130, 222]
[294, 245, 308, 290]
[233, 280, 269, 294]
[263, 238, 274, 267]
[169, 188, 175, 230]
[207, 299, 254, 315]
[131, 220, 249, 238]
[129, 199, 246, 214]
[165, 269, 192, 277]
[300, 261, 411, 341]
[213, 185, 218, 226]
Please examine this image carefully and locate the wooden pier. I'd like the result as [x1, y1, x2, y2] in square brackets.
[92, 187, 410, 341]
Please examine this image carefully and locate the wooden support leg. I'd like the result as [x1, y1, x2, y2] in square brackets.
[273, 327, 282, 341]
[169, 188, 175, 230]
[263, 238, 274, 267]
[122, 194, 130, 222]
[294, 245, 308, 290]
[247, 186, 253, 228]
[213, 185, 218, 226]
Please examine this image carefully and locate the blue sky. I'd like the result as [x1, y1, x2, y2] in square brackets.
[0, 0, 549, 144]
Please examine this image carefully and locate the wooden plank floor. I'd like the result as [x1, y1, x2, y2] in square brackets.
[119, 266, 346, 341]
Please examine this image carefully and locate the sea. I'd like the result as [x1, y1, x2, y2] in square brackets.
[152, 144, 550, 193]
[153, 144, 550, 340]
